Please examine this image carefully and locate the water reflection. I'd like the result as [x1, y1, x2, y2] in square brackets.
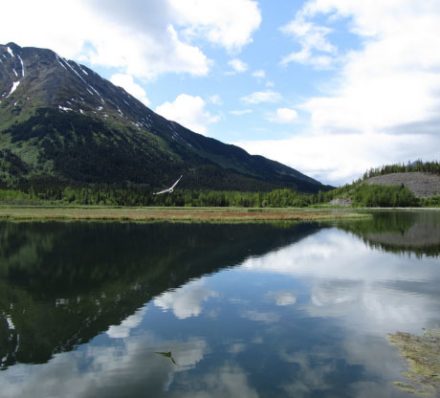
[0, 212, 439, 397]
[241, 228, 440, 334]
[341, 210, 440, 256]
[154, 280, 218, 319]
[0, 222, 318, 369]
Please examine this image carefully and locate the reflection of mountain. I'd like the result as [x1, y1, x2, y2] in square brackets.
[339, 211, 440, 256]
[0, 221, 320, 369]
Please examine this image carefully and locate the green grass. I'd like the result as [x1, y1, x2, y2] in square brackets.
[0, 205, 370, 223]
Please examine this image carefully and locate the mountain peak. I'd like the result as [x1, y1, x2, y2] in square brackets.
[0, 43, 326, 192]
[5, 42, 20, 50]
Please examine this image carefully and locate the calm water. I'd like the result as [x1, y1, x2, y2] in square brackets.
[0, 211, 439, 398]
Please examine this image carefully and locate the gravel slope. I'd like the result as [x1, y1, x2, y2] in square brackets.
[365, 172, 440, 197]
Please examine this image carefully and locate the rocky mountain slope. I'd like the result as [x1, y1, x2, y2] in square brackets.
[0, 42, 327, 192]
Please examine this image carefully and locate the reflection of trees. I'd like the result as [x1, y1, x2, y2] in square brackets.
[0, 221, 320, 369]
[339, 211, 440, 257]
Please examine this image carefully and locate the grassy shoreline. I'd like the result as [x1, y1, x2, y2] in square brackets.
[0, 205, 371, 223]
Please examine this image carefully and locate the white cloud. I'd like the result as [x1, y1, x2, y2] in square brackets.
[268, 108, 299, 124]
[236, 1, 440, 184]
[241, 90, 282, 104]
[154, 280, 218, 319]
[110, 73, 150, 105]
[208, 94, 223, 105]
[292, 2, 440, 134]
[230, 109, 253, 116]
[170, 0, 262, 52]
[238, 131, 439, 185]
[155, 94, 220, 135]
[228, 58, 248, 73]
[0, 1, 210, 80]
[0, 0, 261, 80]
[252, 69, 266, 79]
[281, 12, 336, 68]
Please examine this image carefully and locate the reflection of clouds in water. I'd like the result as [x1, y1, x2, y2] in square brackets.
[278, 333, 407, 398]
[241, 229, 440, 334]
[174, 364, 258, 398]
[241, 310, 280, 324]
[0, 334, 207, 398]
[340, 333, 411, 398]
[0, 335, 259, 398]
[241, 229, 439, 283]
[280, 350, 333, 397]
[154, 280, 218, 319]
[308, 278, 440, 335]
[239, 228, 440, 396]
[267, 291, 297, 306]
[106, 306, 147, 338]
[228, 342, 246, 354]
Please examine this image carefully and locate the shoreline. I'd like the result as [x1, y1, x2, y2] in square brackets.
[0, 206, 370, 223]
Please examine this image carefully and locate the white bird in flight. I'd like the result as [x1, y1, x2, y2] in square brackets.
[153, 175, 183, 195]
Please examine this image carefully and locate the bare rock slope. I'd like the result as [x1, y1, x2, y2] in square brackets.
[366, 172, 440, 197]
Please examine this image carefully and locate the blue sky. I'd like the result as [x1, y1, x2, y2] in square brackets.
[1, 0, 440, 185]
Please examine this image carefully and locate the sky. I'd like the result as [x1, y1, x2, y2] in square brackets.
[1, 0, 440, 185]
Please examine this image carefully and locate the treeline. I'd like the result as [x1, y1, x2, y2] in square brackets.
[351, 184, 419, 207]
[0, 183, 433, 208]
[2, 172, 440, 208]
[363, 160, 440, 179]
[4, 185, 322, 207]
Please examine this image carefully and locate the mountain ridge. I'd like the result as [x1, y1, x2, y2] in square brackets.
[0, 42, 328, 192]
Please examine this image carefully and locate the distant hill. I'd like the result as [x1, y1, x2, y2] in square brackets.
[365, 172, 440, 198]
[0, 42, 327, 193]
[324, 161, 440, 207]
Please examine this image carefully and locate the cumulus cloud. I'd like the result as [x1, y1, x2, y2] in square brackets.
[170, 0, 261, 52]
[238, 131, 439, 184]
[155, 94, 220, 135]
[110, 73, 150, 105]
[239, 1, 440, 184]
[281, 12, 336, 69]
[267, 108, 299, 124]
[298, 1, 440, 132]
[241, 90, 282, 104]
[228, 58, 248, 73]
[0, 0, 261, 80]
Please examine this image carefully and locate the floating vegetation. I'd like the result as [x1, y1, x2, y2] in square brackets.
[389, 329, 440, 397]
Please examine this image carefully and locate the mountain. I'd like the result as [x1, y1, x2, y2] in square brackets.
[0, 42, 326, 192]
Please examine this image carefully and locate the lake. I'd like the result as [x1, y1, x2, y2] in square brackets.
[0, 211, 439, 397]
